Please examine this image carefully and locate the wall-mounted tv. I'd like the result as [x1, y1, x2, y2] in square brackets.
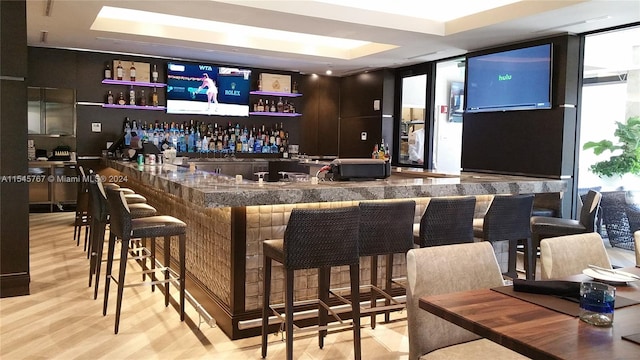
[465, 43, 552, 113]
[166, 62, 251, 116]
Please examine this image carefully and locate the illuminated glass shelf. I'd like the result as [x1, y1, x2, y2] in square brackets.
[102, 104, 166, 111]
[102, 79, 167, 87]
[249, 112, 301, 117]
[249, 91, 302, 97]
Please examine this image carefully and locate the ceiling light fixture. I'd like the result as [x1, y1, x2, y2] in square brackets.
[326, 69, 333, 75]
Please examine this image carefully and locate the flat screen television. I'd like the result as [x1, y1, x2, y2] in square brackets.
[465, 43, 552, 113]
[166, 62, 251, 116]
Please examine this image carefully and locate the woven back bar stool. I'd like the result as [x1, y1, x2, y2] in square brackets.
[102, 189, 186, 334]
[473, 194, 534, 280]
[415, 197, 476, 247]
[358, 200, 415, 328]
[261, 206, 362, 360]
[74, 165, 91, 248]
[87, 175, 157, 299]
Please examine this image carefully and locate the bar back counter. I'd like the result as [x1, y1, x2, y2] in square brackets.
[103, 158, 567, 339]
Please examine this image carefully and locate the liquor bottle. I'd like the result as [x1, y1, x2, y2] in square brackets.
[292, 81, 298, 94]
[116, 61, 124, 80]
[107, 90, 114, 104]
[117, 92, 126, 105]
[104, 63, 112, 80]
[139, 89, 147, 106]
[152, 64, 159, 83]
[123, 118, 132, 147]
[257, 99, 264, 112]
[378, 139, 385, 160]
[152, 88, 159, 107]
[129, 61, 136, 81]
[264, 99, 269, 112]
[129, 86, 136, 105]
[277, 97, 284, 113]
[270, 100, 276, 112]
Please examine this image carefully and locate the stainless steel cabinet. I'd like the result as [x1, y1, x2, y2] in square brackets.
[28, 162, 78, 211]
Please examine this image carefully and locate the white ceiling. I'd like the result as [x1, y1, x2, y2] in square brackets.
[26, 0, 640, 77]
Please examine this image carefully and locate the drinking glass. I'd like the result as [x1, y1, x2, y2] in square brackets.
[579, 281, 615, 327]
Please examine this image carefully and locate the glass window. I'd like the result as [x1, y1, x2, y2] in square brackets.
[398, 74, 427, 166]
[433, 58, 465, 173]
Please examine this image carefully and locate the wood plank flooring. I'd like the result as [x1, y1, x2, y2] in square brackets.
[0, 212, 410, 360]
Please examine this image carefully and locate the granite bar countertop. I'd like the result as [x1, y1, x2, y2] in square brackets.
[105, 159, 567, 208]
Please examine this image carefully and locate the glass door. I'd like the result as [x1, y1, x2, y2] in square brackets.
[398, 74, 427, 166]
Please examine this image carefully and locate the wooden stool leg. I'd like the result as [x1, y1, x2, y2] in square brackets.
[318, 266, 330, 349]
[102, 232, 117, 315]
[350, 263, 362, 360]
[285, 268, 295, 360]
[370, 255, 378, 329]
[179, 234, 186, 321]
[261, 255, 272, 359]
[384, 254, 393, 323]
[164, 235, 171, 307]
[114, 236, 130, 334]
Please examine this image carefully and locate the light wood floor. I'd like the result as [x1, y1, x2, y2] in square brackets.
[0, 212, 410, 360]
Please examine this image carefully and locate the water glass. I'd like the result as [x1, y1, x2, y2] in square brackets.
[579, 281, 615, 327]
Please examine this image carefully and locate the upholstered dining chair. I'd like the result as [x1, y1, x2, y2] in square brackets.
[539, 232, 612, 280]
[406, 242, 528, 360]
[530, 190, 602, 279]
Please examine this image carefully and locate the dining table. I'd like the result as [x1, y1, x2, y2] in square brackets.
[419, 266, 640, 359]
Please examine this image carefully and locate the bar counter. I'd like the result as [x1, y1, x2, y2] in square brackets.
[103, 159, 567, 339]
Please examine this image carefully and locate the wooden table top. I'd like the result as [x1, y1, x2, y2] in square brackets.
[419, 267, 640, 360]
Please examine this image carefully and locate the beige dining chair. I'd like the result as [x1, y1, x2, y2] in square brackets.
[406, 242, 528, 360]
[634, 230, 639, 265]
[539, 232, 612, 280]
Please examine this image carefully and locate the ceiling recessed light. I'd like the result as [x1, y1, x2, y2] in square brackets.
[326, 69, 333, 75]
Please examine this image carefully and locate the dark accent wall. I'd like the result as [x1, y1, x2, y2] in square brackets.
[461, 35, 581, 178]
[1, 0, 30, 297]
[300, 75, 340, 156]
[338, 70, 393, 158]
[27, 47, 309, 157]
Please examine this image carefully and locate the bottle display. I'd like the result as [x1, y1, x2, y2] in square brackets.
[138, 120, 292, 156]
[152, 64, 159, 83]
[116, 61, 124, 80]
[129, 61, 136, 81]
[139, 89, 147, 106]
[117, 92, 126, 105]
[152, 88, 159, 107]
[104, 63, 112, 80]
[129, 86, 136, 105]
[107, 90, 114, 104]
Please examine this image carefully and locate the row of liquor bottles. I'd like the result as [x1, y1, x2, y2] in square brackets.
[253, 97, 296, 113]
[107, 87, 160, 107]
[123, 118, 290, 154]
[105, 61, 160, 83]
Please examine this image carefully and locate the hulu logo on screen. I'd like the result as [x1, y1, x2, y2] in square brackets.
[498, 74, 512, 81]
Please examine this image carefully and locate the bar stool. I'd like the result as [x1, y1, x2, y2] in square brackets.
[103, 189, 187, 334]
[261, 207, 361, 360]
[529, 190, 602, 280]
[87, 175, 157, 299]
[74, 165, 91, 248]
[414, 196, 476, 247]
[473, 194, 534, 280]
[358, 200, 415, 328]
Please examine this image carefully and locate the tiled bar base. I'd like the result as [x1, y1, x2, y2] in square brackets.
[103, 159, 566, 339]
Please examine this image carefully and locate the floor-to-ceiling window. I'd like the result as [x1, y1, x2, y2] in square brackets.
[579, 25, 640, 191]
[433, 57, 465, 173]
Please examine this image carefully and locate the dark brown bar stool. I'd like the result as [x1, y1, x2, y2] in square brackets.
[473, 194, 534, 280]
[74, 165, 91, 248]
[415, 196, 476, 247]
[102, 189, 186, 334]
[87, 175, 157, 299]
[261, 207, 361, 360]
[529, 190, 602, 279]
[358, 200, 415, 328]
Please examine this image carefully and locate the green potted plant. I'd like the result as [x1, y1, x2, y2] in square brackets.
[583, 116, 640, 204]
[583, 116, 640, 178]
